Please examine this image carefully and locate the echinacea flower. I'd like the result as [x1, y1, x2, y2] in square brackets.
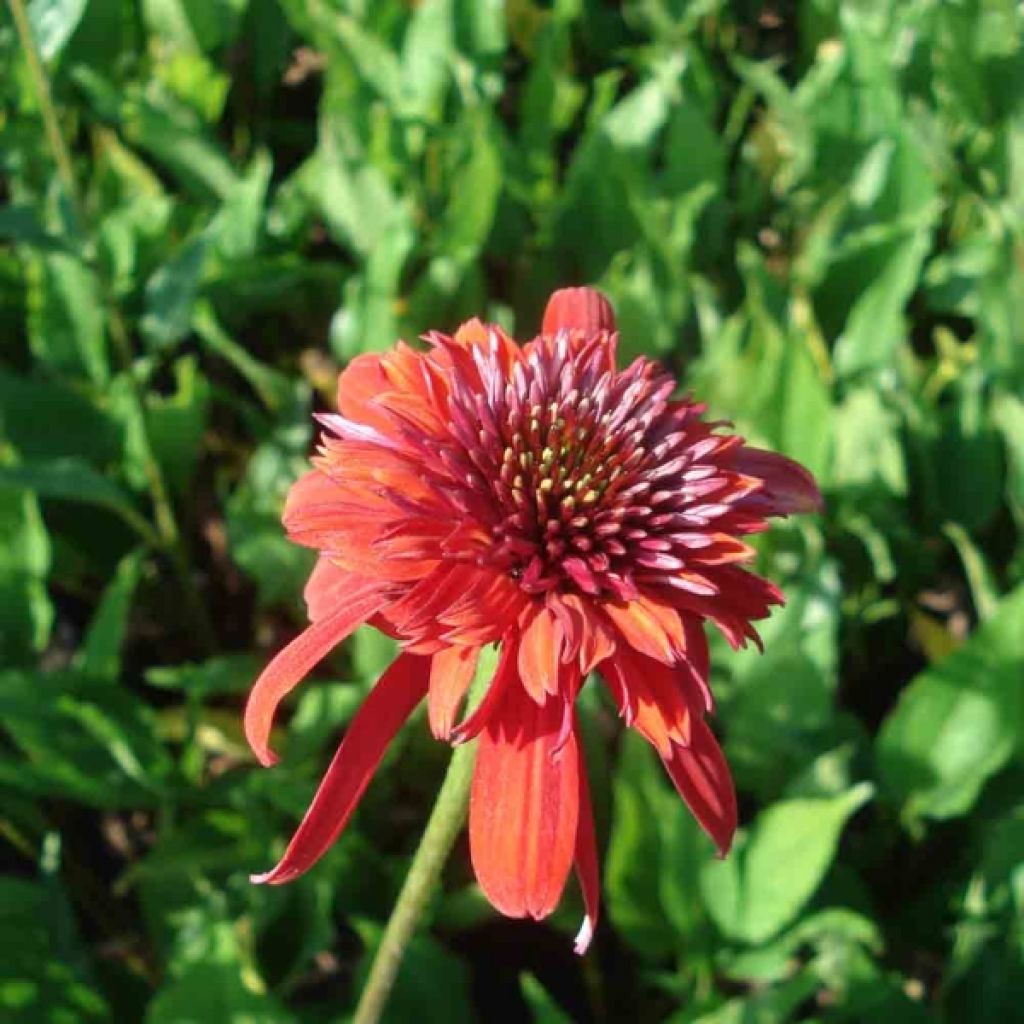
[245, 287, 821, 952]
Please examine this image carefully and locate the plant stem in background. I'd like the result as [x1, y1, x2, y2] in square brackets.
[7, 0, 216, 653]
[6, 0, 83, 229]
[353, 737, 478, 1024]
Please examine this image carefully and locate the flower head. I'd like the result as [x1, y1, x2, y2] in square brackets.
[245, 287, 821, 952]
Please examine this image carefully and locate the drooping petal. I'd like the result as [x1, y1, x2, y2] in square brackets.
[573, 729, 600, 955]
[427, 644, 480, 740]
[304, 556, 360, 622]
[603, 594, 686, 664]
[469, 683, 580, 920]
[542, 287, 617, 336]
[252, 652, 429, 884]
[599, 647, 693, 756]
[245, 582, 384, 765]
[661, 716, 737, 856]
[517, 605, 564, 702]
[730, 446, 823, 515]
[450, 638, 517, 744]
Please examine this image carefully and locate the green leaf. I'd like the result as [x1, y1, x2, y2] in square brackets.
[400, 0, 454, 122]
[28, 0, 89, 61]
[605, 732, 681, 957]
[226, 429, 314, 607]
[0, 484, 52, 665]
[0, 458, 154, 542]
[520, 973, 574, 1024]
[0, 876, 109, 1022]
[701, 783, 873, 944]
[876, 585, 1024, 823]
[0, 670, 173, 807]
[352, 921, 473, 1024]
[25, 252, 108, 386]
[146, 654, 260, 697]
[141, 234, 209, 350]
[193, 302, 296, 413]
[77, 549, 145, 681]
[147, 901, 293, 1024]
[0, 368, 122, 464]
[145, 355, 211, 495]
[0, 204, 76, 253]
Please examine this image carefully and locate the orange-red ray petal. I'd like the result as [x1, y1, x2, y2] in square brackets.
[573, 727, 600, 955]
[542, 287, 617, 335]
[304, 556, 361, 622]
[428, 644, 480, 740]
[603, 594, 685, 664]
[518, 605, 563, 703]
[661, 716, 737, 856]
[245, 581, 384, 765]
[251, 652, 429, 884]
[469, 684, 579, 920]
[599, 647, 692, 757]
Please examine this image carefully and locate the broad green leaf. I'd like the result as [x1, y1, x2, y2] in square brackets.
[352, 921, 473, 1024]
[0, 457, 154, 542]
[0, 670, 173, 807]
[147, 902, 293, 1024]
[193, 301, 296, 413]
[520, 973, 574, 1024]
[141, 234, 209, 349]
[226, 429, 314, 607]
[832, 387, 906, 494]
[25, 252, 108, 386]
[701, 783, 873, 944]
[400, 0, 454, 122]
[876, 585, 1024, 823]
[210, 150, 272, 262]
[0, 204, 75, 253]
[0, 484, 52, 663]
[146, 654, 260, 696]
[28, 0, 89, 61]
[77, 549, 145, 681]
[145, 355, 211, 495]
[605, 732, 681, 957]
[993, 391, 1024, 521]
[0, 877, 109, 1022]
[0, 368, 121, 464]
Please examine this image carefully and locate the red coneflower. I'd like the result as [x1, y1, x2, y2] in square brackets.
[245, 287, 821, 952]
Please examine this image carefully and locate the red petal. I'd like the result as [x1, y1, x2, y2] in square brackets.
[542, 287, 617, 335]
[661, 716, 737, 856]
[245, 582, 384, 765]
[428, 645, 480, 740]
[517, 605, 563, 703]
[450, 639, 516, 744]
[469, 684, 580, 920]
[304, 556, 362, 622]
[600, 648, 693, 756]
[335, 352, 392, 432]
[573, 729, 600, 955]
[731, 447, 823, 515]
[603, 594, 685, 664]
[252, 652, 429, 884]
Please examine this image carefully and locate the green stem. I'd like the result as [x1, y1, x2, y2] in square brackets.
[8, 0, 216, 653]
[6, 0, 83, 228]
[353, 738, 478, 1024]
[107, 310, 217, 653]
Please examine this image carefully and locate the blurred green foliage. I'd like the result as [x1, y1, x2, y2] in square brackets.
[1, 0, 1023, 1020]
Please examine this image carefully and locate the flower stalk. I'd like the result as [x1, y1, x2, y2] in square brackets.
[353, 736, 477, 1024]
